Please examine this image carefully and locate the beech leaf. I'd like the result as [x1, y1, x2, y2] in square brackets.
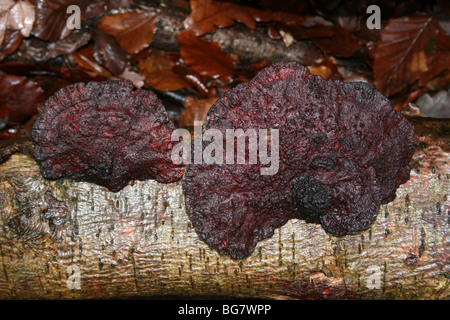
[0, 75, 45, 122]
[184, 0, 257, 36]
[93, 30, 128, 76]
[312, 26, 360, 58]
[184, 0, 307, 37]
[0, 30, 23, 61]
[98, 12, 156, 55]
[178, 30, 237, 84]
[180, 96, 218, 127]
[139, 51, 190, 91]
[373, 15, 450, 96]
[32, 0, 105, 41]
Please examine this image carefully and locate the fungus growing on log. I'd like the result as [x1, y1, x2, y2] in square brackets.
[184, 61, 417, 260]
[32, 80, 184, 192]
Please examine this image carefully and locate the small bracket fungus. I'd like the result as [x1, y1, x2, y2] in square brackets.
[32, 80, 184, 192]
[184, 61, 417, 260]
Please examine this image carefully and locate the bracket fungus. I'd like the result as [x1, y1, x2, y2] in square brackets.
[184, 61, 417, 260]
[32, 80, 184, 192]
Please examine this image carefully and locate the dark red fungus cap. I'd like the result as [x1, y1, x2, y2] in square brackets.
[184, 61, 417, 260]
[32, 80, 184, 192]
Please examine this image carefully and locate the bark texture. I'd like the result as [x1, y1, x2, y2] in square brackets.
[0, 119, 449, 299]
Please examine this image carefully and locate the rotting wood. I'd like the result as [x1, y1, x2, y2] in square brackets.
[0, 118, 448, 299]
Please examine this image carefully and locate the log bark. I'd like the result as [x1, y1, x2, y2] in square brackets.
[0, 118, 448, 299]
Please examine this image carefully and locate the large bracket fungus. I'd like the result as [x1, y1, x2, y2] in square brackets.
[184, 61, 417, 260]
[32, 80, 184, 192]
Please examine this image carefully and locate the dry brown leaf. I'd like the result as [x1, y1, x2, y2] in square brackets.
[138, 51, 190, 91]
[178, 30, 237, 84]
[373, 16, 450, 96]
[98, 12, 156, 55]
[184, 0, 257, 36]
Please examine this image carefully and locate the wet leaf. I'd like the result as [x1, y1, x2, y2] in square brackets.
[373, 15, 450, 96]
[178, 30, 237, 84]
[98, 12, 156, 55]
[0, 75, 45, 122]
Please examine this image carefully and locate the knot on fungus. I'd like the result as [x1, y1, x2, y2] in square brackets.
[32, 80, 184, 192]
[184, 61, 417, 260]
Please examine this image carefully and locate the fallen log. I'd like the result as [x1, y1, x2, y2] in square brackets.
[0, 118, 448, 299]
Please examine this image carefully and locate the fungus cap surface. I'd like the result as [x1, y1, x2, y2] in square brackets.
[32, 80, 184, 192]
[184, 61, 417, 259]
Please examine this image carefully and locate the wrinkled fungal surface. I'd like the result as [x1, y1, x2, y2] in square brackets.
[32, 80, 184, 192]
[184, 61, 417, 260]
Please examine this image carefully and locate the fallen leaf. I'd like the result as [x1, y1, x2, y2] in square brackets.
[184, 0, 306, 37]
[0, 0, 35, 45]
[172, 63, 210, 96]
[93, 30, 128, 76]
[32, 0, 105, 41]
[307, 58, 341, 80]
[179, 96, 218, 127]
[312, 26, 360, 58]
[0, 30, 23, 61]
[98, 12, 156, 55]
[289, 25, 335, 40]
[72, 45, 109, 74]
[0, 75, 45, 122]
[138, 50, 190, 91]
[184, 0, 257, 36]
[178, 30, 237, 84]
[120, 68, 145, 89]
[373, 15, 450, 96]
